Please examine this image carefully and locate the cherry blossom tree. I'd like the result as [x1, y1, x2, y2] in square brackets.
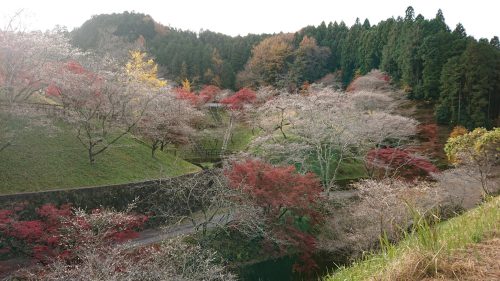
[0, 30, 75, 104]
[346, 69, 391, 92]
[0, 29, 76, 152]
[49, 55, 153, 164]
[135, 88, 204, 157]
[27, 236, 235, 281]
[251, 87, 418, 190]
[147, 169, 235, 236]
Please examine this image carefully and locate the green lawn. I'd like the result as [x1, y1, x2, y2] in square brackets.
[324, 196, 500, 280]
[0, 114, 200, 194]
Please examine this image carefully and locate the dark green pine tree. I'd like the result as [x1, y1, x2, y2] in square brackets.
[290, 37, 331, 85]
[438, 40, 500, 128]
[463, 41, 500, 128]
[436, 55, 464, 126]
[490, 36, 500, 49]
[380, 18, 403, 81]
[340, 18, 364, 84]
[420, 26, 466, 101]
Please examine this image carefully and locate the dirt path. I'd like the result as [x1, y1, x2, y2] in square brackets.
[123, 213, 232, 249]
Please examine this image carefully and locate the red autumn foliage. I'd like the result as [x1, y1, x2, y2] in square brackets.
[226, 159, 322, 218]
[174, 87, 200, 106]
[64, 60, 87, 74]
[0, 210, 13, 224]
[226, 159, 323, 272]
[418, 123, 438, 143]
[9, 221, 44, 242]
[0, 203, 147, 263]
[220, 88, 256, 110]
[45, 84, 61, 97]
[284, 227, 318, 272]
[366, 148, 439, 180]
[416, 123, 440, 158]
[198, 85, 221, 103]
[45, 60, 101, 98]
[174, 85, 222, 106]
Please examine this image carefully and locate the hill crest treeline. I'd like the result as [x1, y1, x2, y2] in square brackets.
[71, 8, 500, 128]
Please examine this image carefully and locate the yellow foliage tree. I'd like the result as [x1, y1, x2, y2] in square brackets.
[182, 79, 191, 92]
[126, 50, 166, 89]
[449, 126, 468, 138]
[237, 34, 294, 87]
[444, 127, 500, 194]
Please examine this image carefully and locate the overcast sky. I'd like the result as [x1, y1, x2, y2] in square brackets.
[1, 0, 498, 39]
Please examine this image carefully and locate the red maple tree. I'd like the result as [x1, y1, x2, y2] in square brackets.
[365, 148, 439, 180]
[226, 159, 322, 218]
[198, 85, 221, 103]
[174, 85, 221, 107]
[415, 123, 440, 158]
[226, 159, 323, 272]
[174, 87, 200, 106]
[220, 88, 256, 110]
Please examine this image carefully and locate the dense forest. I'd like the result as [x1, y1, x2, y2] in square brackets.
[71, 12, 268, 89]
[71, 7, 500, 128]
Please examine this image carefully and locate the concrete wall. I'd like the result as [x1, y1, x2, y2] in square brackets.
[0, 172, 209, 226]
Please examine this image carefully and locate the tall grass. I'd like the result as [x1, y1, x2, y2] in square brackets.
[324, 196, 500, 281]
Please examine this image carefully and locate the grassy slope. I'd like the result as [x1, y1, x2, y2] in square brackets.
[0, 115, 200, 194]
[324, 196, 500, 280]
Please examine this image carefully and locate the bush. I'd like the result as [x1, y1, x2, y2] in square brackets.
[366, 148, 439, 180]
[0, 203, 146, 262]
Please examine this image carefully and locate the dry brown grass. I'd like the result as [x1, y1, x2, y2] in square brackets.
[371, 233, 500, 281]
[422, 236, 500, 281]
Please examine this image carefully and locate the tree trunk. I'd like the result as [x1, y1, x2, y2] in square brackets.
[88, 148, 95, 165]
[221, 113, 234, 157]
[152, 140, 160, 158]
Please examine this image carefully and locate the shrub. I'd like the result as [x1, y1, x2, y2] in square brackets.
[366, 148, 439, 180]
[220, 88, 257, 110]
[0, 203, 147, 263]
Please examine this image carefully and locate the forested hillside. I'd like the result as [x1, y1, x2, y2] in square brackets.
[71, 12, 268, 89]
[295, 7, 500, 129]
[71, 8, 499, 129]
